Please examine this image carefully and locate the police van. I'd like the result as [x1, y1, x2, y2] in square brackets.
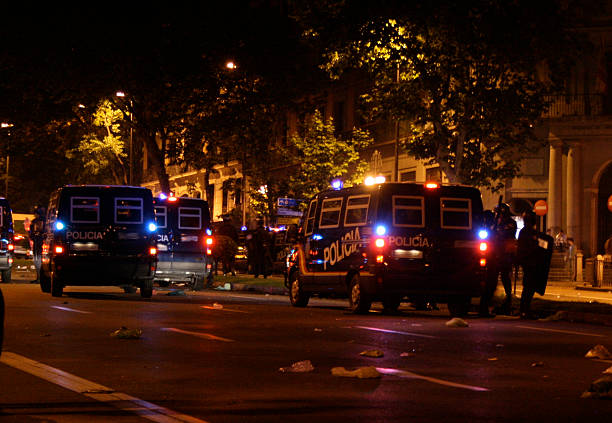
[40, 185, 158, 297]
[0, 198, 14, 283]
[153, 195, 213, 290]
[286, 182, 489, 316]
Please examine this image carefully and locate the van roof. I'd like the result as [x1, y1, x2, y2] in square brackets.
[315, 181, 481, 198]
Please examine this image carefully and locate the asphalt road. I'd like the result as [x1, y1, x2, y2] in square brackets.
[2, 283, 612, 423]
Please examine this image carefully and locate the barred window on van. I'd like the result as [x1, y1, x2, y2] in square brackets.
[71, 197, 100, 223]
[440, 198, 472, 229]
[115, 198, 143, 224]
[179, 207, 201, 230]
[393, 196, 424, 227]
[154, 206, 167, 228]
[319, 198, 343, 228]
[344, 195, 370, 226]
[305, 199, 317, 235]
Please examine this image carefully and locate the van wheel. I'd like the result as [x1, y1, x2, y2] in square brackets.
[448, 296, 471, 317]
[40, 272, 51, 293]
[382, 296, 401, 314]
[50, 272, 63, 297]
[289, 272, 309, 307]
[1, 269, 11, 284]
[349, 274, 371, 314]
[140, 279, 153, 298]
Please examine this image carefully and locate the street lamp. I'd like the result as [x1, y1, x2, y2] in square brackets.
[1, 123, 13, 198]
[116, 91, 133, 185]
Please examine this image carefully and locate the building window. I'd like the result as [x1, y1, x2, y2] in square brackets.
[426, 167, 441, 182]
[400, 170, 416, 182]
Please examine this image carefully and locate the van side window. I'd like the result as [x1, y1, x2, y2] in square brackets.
[178, 207, 201, 230]
[440, 198, 472, 229]
[393, 196, 424, 227]
[305, 200, 317, 236]
[154, 206, 167, 228]
[319, 198, 343, 229]
[71, 197, 100, 223]
[344, 195, 370, 227]
[115, 198, 143, 224]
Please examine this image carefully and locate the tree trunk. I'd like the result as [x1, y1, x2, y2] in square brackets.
[143, 131, 170, 193]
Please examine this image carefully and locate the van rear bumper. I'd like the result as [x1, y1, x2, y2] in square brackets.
[154, 252, 211, 282]
[53, 255, 156, 285]
[360, 266, 485, 299]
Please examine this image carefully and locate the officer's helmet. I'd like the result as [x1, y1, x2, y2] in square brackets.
[522, 210, 537, 228]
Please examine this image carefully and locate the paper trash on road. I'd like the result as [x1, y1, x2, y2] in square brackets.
[331, 366, 381, 379]
[167, 290, 186, 296]
[445, 318, 469, 328]
[581, 375, 612, 399]
[110, 327, 143, 339]
[279, 360, 315, 373]
[212, 302, 223, 309]
[585, 345, 612, 360]
[360, 349, 384, 358]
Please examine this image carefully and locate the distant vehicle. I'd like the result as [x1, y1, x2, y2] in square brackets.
[286, 181, 489, 316]
[13, 234, 32, 259]
[40, 185, 158, 297]
[153, 195, 213, 290]
[0, 198, 14, 283]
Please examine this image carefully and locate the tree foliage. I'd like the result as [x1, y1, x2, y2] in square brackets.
[299, 0, 586, 191]
[289, 110, 373, 202]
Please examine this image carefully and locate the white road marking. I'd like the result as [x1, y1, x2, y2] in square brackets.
[517, 325, 605, 338]
[161, 327, 235, 342]
[51, 306, 92, 314]
[376, 367, 490, 392]
[0, 351, 208, 423]
[200, 305, 250, 313]
[353, 325, 438, 339]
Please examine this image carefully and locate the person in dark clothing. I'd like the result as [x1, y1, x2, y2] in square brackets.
[29, 206, 46, 283]
[479, 203, 517, 317]
[214, 215, 238, 276]
[217, 215, 238, 243]
[252, 220, 271, 278]
[517, 210, 540, 319]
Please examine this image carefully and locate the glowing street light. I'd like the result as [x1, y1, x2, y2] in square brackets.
[226, 61, 236, 70]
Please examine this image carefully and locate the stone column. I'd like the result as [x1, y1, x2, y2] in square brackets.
[566, 145, 581, 244]
[547, 143, 563, 231]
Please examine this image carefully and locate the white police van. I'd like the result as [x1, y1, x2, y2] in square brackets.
[153, 195, 213, 290]
[40, 185, 158, 298]
[286, 181, 490, 316]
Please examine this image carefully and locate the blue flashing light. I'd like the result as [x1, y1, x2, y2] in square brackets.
[241, 226, 247, 231]
[375, 225, 387, 236]
[55, 221, 65, 231]
[312, 234, 323, 241]
[331, 179, 343, 190]
[478, 229, 489, 240]
[159, 193, 167, 200]
[147, 222, 158, 232]
[207, 228, 213, 236]
[314, 259, 325, 264]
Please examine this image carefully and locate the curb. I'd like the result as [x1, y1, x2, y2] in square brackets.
[576, 286, 612, 293]
[231, 283, 287, 295]
[548, 310, 612, 327]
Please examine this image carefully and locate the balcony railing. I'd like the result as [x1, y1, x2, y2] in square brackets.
[543, 94, 605, 118]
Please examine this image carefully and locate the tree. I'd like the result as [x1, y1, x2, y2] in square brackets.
[301, 0, 585, 191]
[289, 110, 373, 202]
[69, 100, 128, 185]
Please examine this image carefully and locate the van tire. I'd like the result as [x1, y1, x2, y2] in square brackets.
[40, 272, 51, 293]
[289, 272, 309, 307]
[140, 279, 153, 298]
[1, 269, 11, 284]
[448, 296, 471, 317]
[50, 272, 63, 297]
[349, 274, 371, 314]
[192, 276, 205, 291]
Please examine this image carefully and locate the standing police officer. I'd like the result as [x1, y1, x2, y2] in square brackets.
[29, 206, 46, 284]
[479, 203, 517, 317]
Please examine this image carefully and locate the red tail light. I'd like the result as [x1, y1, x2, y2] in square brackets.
[206, 248, 212, 255]
[425, 182, 439, 189]
[479, 242, 488, 252]
[149, 247, 157, 256]
[205, 237, 213, 246]
[375, 238, 385, 248]
[7, 243, 14, 251]
[480, 258, 487, 267]
[376, 255, 384, 263]
[55, 245, 64, 254]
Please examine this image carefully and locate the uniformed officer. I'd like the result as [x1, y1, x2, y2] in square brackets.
[479, 203, 517, 317]
[29, 206, 46, 283]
